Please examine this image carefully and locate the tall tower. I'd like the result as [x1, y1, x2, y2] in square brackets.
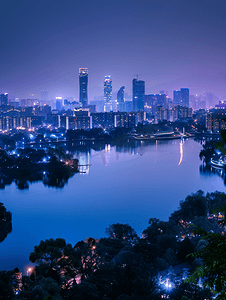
[79, 68, 88, 107]
[104, 76, 112, 112]
[132, 79, 145, 111]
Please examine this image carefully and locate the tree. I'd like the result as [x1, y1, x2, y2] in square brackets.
[29, 238, 80, 287]
[188, 227, 226, 299]
[0, 202, 12, 243]
[16, 277, 62, 300]
[97, 237, 125, 263]
[105, 223, 138, 243]
[177, 237, 194, 262]
[170, 191, 208, 223]
[0, 270, 15, 300]
[170, 282, 213, 300]
[74, 238, 99, 280]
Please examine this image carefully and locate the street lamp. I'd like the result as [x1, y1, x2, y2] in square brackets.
[27, 268, 32, 276]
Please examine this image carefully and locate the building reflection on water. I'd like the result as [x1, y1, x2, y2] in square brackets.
[178, 139, 184, 166]
[1, 137, 225, 188]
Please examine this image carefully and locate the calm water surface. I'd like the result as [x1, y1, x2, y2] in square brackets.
[0, 139, 225, 273]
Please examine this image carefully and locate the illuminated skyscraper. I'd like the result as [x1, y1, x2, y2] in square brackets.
[104, 76, 112, 112]
[132, 79, 145, 111]
[79, 68, 88, 107]
[56, 97, 63, 111]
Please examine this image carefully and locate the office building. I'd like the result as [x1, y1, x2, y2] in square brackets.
[173, 88, 189, 108]
[173, 90, 181, 105]
[56, 97, 63, 111]
[144, 95, 158, 114]
[117, 86, 125, 112]
[207, 110, 226, 132]
[0, 93, 8, 106]
[104, 76, 112, 112]
[79, 68, 88, 107]
[181, 88, 189, 107]
[132, 79, 145, 111]
[117, 86, 125, 103]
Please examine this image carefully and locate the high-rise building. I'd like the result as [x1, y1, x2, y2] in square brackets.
[143, 95, 158, 114]
[117, 86, 125, 103]
[181, 88, 189, 107]
[79, 68, 88, 107]
[173, 90, 181, 105]
[56, 97, 63, 111]
[173, 88, 189, 107]
[132, 79, 145, 111]
[117, 86, 125, 112]
[0, 93, 8, 106]
[104, 76, 112, 112]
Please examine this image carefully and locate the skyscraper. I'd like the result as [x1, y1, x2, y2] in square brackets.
[79, 68, 88, 107]
[104, 76, 112, 112]
[117, 86, 125, 112]
[0, 93, 8, 106]
[132, 79, 145, 111]
[117, 86, 125, 103]
[173, 90, 181, 105]
[173, 89, 189, 107]
[56, 97, 63, 111]
[181, 88, 189, 107]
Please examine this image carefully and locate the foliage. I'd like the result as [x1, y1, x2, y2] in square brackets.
[0, 270, 15, 300]
[105, 223, 138, 243]
[29, 238, 80, 286]
[170, 282, 213, 300]
[170, 190, 208, 223]
[0, 202, 12, 243]
[188, 226, 226, 299]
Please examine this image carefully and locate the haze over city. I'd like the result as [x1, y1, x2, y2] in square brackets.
[0, 0, 225, 100]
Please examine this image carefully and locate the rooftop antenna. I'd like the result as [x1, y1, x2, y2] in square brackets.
[134, 74, 142, 80]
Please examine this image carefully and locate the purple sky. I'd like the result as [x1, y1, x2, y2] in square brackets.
[0, 0, 225, 100]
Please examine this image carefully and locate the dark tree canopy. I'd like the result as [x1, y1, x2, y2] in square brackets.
[170, 190, 208, 223]
[105, 223, 138, 243]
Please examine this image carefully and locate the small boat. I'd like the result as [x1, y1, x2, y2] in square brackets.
[210, 158, 226, 168]
[132, 135, 154, 140]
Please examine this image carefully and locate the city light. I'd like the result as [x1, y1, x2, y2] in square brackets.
[27, 267, 33, 276]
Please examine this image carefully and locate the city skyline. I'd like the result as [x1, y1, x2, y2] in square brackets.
[0, 0, 225, 100]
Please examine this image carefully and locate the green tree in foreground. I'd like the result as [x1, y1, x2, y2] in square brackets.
[188, 226, 226, 300]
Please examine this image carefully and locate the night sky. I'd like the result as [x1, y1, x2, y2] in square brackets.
[0, 0, 225, 100]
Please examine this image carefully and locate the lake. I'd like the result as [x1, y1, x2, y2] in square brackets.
[0, 138, 225, 274]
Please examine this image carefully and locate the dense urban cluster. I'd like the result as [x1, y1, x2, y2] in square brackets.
[0, 70, 225, 133]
